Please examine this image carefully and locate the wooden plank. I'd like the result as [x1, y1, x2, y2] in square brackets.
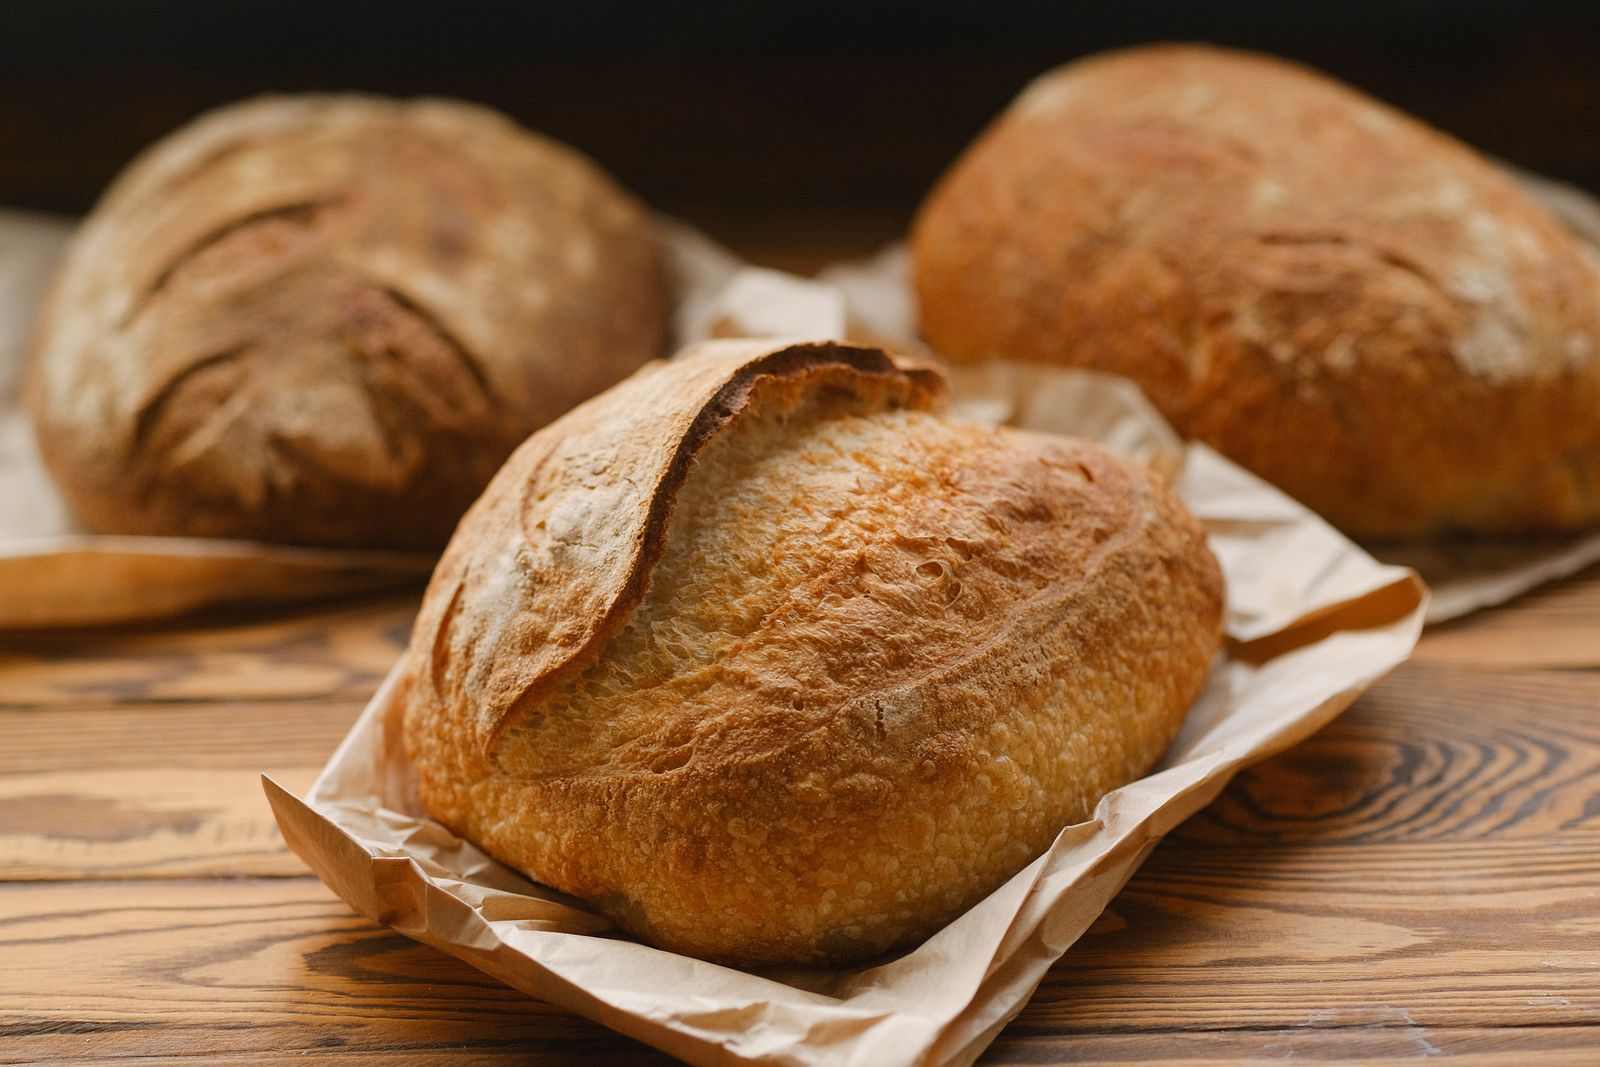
[0, 879, 665, 1063]
[1422, 562, 1600, 628]
[1174, 662, 1600, 846]
[0, 594, 416, 708]
[1413, 564, 1600, 670]
[0, 1054, 663, 1067]
[4, 661, 1597, 883]
[2, 571, 1597, 1062]
[987, 1028, 1600, 1065]
[9, 1029, 1599, 1066]
[0, 701, 362, 880]
[1418, 626, 1600, 670]
[1037, 834, 1600, 1028]
[0, 766, 322, 879]
[2, 850, 1596, 1064]
[0, 701, 364, 774]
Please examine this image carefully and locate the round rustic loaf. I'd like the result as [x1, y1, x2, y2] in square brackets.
[29, 94, 669, 548]
[400, 338, 1223, 966]
[912, 45, 1600, 539]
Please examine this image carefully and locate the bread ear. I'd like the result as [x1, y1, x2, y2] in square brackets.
[406, 339, 947, 762]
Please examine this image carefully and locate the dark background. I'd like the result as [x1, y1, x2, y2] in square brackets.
[5, 1, 1600, 267]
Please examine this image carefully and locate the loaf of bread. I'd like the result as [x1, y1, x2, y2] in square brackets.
[400, 338, 1223, 966]
[913, 45, 1600, 540]
[29, 95, 669, 548]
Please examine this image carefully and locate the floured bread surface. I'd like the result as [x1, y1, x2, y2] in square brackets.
[28, 94, 668, 548]
[912, 44, 1600, 539]
[401, 340, 1223, 966]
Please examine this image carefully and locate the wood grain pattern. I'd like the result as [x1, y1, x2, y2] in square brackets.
[1412, 563, 1600, 670]
[0, 764, 324, 879]
[986, 1029, 1600, 1065]
[6, 658, 1596, 883]
[2, 828, 1596, 1061]
[0, 701, 364, 773]
[1178, 664, 1600, 845]
[0, 879, 671, 1063]
[2, 528, 1598, 1061]
[0, 594, 415, 708]
[0, 699, 350, 879]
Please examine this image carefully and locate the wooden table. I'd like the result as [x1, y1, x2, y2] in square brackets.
[3, 559, 1597, 1065]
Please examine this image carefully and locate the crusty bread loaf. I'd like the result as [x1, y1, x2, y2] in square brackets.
[29, 94, 668, 548]
[400, 338, 1223, 966]
[912, 44, 1600, 540]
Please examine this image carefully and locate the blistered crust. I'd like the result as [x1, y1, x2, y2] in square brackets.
[401, 339, 1222, 966]
[912, 44, 1600, 539]
[409, 339, 945, 755]
[29, 94, 669, 548]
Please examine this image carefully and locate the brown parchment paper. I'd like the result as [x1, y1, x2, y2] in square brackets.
[0, 213, 738, 629]
[816, 167, 1600, 625]
[266, 271, 1427, 1065]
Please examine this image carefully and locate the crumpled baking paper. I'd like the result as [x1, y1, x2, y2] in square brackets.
[266, 268, 1429, 1064]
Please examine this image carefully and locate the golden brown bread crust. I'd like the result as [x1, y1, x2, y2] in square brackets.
[28, 94, 669, 548]
[912, 44, 1600, 540]
[400, 339, 1223, 966]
